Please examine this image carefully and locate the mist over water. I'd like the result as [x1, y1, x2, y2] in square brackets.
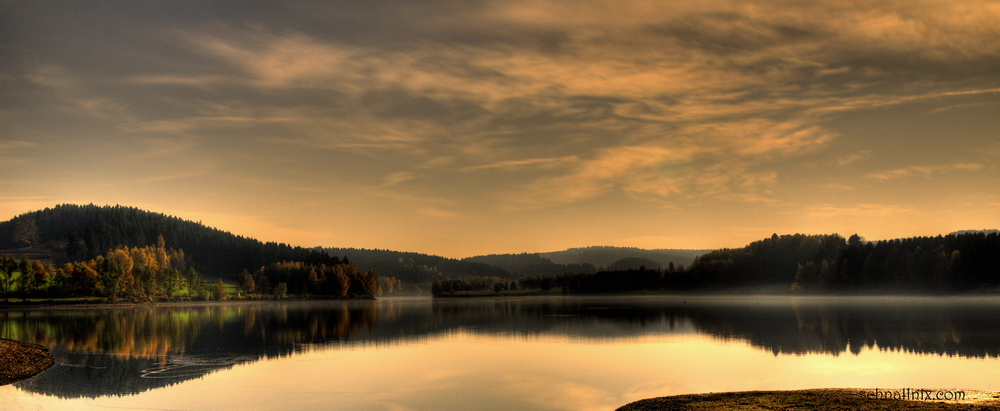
[4, 296, 1000, 410]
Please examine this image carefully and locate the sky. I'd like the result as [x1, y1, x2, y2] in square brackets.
[1, 0, 998, 258]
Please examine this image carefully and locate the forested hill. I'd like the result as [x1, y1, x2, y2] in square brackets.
[686, 232, 1000, 292]
[0, 204, 337, 279]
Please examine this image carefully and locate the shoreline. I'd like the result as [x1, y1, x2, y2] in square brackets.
[0, 338, 55, 386]
[617, 389, 1000, 410]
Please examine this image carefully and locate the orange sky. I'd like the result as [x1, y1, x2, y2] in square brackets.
[1, 0, 998, 258]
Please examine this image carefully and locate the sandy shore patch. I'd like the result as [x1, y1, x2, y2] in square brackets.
[0, 338, 55, 386]
[617, 389, 1000, 410]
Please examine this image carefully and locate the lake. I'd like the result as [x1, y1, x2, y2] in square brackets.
[3, 295, 1000, 410]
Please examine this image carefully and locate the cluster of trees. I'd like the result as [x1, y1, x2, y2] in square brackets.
[686, 233, 845, 288]
[0, 256, 47, 301]
[239, 260, 382, 298]
[0, 239, 227, 301]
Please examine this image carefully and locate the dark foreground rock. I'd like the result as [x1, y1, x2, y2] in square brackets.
[0, 338, 55, 386]
[617, 389, 1000, 411]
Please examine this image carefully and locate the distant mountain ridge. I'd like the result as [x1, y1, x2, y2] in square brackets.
[463, 246, 708, 278]
[950, 229, 1000, 236]
[324, 247, 513, 290]
[539, 246, 708, 269]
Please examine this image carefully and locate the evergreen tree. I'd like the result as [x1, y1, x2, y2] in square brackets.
[66, 231, 81, 260]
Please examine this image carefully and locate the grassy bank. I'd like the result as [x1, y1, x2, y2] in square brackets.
[617, 389, 1000, 411]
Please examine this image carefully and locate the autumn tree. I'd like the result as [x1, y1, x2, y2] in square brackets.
[18, 257, 37, 298]
[32, 260, 49, 291]
[212, 279, 228, 300]
[186, 268, 203, 298]
[161, 267, 183, 299]
[98, 257, 126, 300]
[0, 257, 15, 301]
[239, 270, 255, 294]
[61, 261, 100, 297]
[255, 273, 272, 294]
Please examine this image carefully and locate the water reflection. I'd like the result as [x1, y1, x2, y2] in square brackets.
[2, 301, 385, 398]
[3, 296, 1000, 399]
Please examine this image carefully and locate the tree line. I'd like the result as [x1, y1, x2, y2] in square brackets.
[238, 260, 383, 298]
[1, 237, 385, 301]
[0, 238, 226, 301]
[431, 232, 1000, 295]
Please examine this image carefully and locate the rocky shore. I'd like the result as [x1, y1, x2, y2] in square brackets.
[617, 389, 1000, 411]
[0, 338, 55, 386]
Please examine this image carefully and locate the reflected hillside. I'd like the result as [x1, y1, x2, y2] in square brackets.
[5, 296, 1000, 398]
[2, 301, 387, 398]
[430, 296, 1000, 357]
[673, 296, 1000, 357]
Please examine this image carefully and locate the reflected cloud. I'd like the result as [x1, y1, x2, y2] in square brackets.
[507, 375, 617, 411]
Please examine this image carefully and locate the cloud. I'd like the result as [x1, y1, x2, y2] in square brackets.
[506, 116, 829, 207]
[984, 143, 1000, 158]
[8, 0, 1000, 221]
[804, 204, 920, 220]
[462, 156, 578, 172]
[835, 150, 871, 166]
[382, 171, 416, 187]
[518, 146, 686, 205]
[0, 140, 36, 153]
[865, 163, 984, 180]
[124, 2, 996, 163]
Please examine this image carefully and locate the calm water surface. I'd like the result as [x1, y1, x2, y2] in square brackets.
[3, 295, 1000, 410]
